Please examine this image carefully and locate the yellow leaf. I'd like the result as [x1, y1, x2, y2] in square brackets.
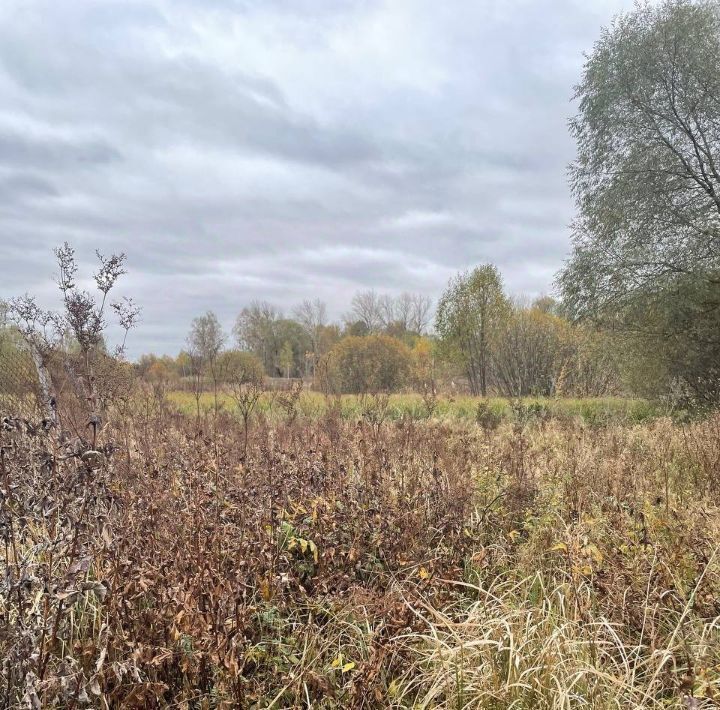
[584, 543, 603, 565]
[508, 529, 521, 542]
[549, 542, 568, 553]
[341, 661, 356, 673]
[331, 655, 343, 669]
[418, 566, 430, 580]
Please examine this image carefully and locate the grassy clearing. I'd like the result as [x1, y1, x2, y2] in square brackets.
[167, 389, 662, 425]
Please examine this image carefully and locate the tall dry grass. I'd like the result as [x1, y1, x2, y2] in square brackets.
[1, 390, 719, 707]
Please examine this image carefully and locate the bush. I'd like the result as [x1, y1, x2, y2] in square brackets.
[324, 334, 411, 394]
[217, 349, 265, 385]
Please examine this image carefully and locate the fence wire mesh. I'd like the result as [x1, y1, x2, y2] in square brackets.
[0, 339, 43, 419]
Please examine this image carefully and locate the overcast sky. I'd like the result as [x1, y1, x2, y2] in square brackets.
[0, 0, 638, 357]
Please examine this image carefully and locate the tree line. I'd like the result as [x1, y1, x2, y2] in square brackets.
[133, 276, 620, 400]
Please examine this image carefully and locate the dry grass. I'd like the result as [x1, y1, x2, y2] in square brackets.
[1, 390, 719, 707]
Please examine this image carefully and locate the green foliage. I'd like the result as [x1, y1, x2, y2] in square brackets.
[216, 349, 264, 385]
[493, 306, 571, 397]
[475, 400, 502, 430]
[0, 326, 36, 404]
[136, 353, 180, 382]
[343, 319, 371, 337]
[279, 340, 294, 379]
[557, 324, 622, 398]
[187, 311, 225, 365]
[234, 301, 311, 377]
[435, 264, 511, 396]
[169, 390, 662, 425]
[560, 0, 720, 404]
[323, 335, 412, 394]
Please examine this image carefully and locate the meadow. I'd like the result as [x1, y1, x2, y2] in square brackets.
[2, 388, 719, 708]
[168, 389, 662, 427]
[3, 0, 719, 706]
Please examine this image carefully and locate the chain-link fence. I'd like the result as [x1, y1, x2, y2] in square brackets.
[0, 339, 43, 419]
[1, 331, 140, 435]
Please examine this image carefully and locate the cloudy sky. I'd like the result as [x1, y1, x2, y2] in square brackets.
[0, 0, 637, 357]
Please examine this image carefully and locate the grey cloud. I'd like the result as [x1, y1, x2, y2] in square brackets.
[0, 0, 638, 356]
[0, 131, 121, 170]
[0, 172, 58, 199]
[0, 23, 379, 170]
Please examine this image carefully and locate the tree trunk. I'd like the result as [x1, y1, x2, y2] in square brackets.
[29, 345, 59, 427]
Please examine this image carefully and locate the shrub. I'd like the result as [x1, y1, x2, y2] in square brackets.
[325, 334, 411, 394]
[217, 349, 265, 385]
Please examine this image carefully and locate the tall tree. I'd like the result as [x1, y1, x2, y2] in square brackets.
[187, 311, 225, 413]
[348, 290, 384, 333]
[559, 0, 720, 402]
[379, 292, 433, 336]
[435, 265, 510, 396]
[274, 320, 311, 378]
[234, 301, 281, 375]
[293, 298, 328, 375]
[408, 293, 433, 335]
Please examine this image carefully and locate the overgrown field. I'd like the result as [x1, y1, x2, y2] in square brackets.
[168, 390, 661, 426]
[2, 394, 720, 708]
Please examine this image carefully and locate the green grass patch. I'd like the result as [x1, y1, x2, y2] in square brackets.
[166, 390, 662, 424]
